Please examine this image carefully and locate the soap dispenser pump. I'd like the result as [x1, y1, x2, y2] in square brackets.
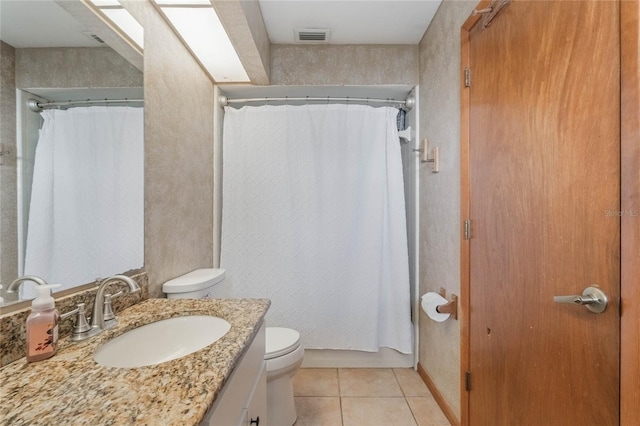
[26, 284, 60, 362]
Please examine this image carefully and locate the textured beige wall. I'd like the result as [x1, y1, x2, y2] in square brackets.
[55, 0, 143, 72]
[418, 0, 477, 420]
[15, 47, 142, 89]
[0, 41, 18, 303]
[124, 1, 215, 298]
[270, 44, 418, 85]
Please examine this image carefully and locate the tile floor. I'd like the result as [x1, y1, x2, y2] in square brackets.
[292, 368, 450, 426]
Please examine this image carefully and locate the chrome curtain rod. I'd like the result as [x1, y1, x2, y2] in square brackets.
[219, 94, 415, 110]
[28, 98, 144, 113]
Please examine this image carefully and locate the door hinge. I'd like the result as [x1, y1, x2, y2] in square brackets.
[464, 67, 471, 88]
[465, 371, 471, 391]
[464, 219, 471, 240]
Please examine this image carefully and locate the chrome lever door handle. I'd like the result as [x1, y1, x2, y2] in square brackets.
[553, 286, 608, 313]
[553, 295, 598, 305]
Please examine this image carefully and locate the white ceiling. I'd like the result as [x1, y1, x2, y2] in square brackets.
[1, 1, 442, 49]
[258, 0, 442, 45]
[0, 0, 103, 48]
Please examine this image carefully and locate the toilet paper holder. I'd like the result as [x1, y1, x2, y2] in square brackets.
[436, 288, 458, 320]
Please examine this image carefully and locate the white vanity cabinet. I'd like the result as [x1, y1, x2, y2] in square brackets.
[202, 322, 267, 426]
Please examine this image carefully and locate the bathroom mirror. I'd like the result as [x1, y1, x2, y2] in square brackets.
[0, 0, 144, 307]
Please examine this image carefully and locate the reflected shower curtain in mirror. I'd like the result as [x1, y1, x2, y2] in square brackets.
[23, 107, 143, 298]
[221, 104, 412, 353]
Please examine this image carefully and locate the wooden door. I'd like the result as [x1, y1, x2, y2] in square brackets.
[467, 1, 620, 425]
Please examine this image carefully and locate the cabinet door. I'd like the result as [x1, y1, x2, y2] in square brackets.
[202, 323, 266, 426]
[244, 363, 267, 426]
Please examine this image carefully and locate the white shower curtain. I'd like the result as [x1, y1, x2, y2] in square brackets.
[221, 104, 413, 353]
[23, 107, 143, 298]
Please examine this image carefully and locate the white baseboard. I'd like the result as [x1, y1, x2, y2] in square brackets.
[301, 348, 414, 368]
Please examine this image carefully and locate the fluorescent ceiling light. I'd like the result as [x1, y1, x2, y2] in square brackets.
[89, 0, 121, 6]
[160, 7, 249, 82]
[154, 0, 212, 4]
[88, 0, 144, 51]
[100, 9, 144, 49]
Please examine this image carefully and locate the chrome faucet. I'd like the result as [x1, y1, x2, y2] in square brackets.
[6, 275, 48, 293]
[91, 275, 140, 331]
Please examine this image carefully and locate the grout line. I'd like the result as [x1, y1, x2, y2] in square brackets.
[337, 368, 344, 425]
[392, 367, 409, 397]
[405, 396, 420, 426]
[294, 368, 449, 425]
[341, 396, 407, 398]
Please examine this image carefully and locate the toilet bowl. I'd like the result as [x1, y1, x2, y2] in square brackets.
[163, 269, 304, 426]
[265, 327, 305, 426]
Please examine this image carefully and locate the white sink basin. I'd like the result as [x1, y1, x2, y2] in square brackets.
[94, 315, 231, 368]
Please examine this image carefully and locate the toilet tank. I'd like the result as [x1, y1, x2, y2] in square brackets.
[163, 268, 227, 299]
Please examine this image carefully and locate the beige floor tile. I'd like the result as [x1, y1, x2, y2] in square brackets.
[341, 397, 417, 426]
[293, 397, 343, 426]
[406, 397, 450, 426]
[338, 368, 403, 397]
[294, 369, 340, 397]
[393, 368, 431, 397]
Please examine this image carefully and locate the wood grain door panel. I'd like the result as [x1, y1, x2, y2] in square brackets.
[468, 1, 620, 424]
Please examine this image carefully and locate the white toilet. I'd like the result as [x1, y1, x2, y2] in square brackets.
[163, 268, 304, 426]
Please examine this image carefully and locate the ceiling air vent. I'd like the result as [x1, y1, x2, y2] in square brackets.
[83, 32, 105, 44]
[294, 28, 330, 44]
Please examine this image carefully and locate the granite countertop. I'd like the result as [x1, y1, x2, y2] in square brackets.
[0, 298, 270, 426]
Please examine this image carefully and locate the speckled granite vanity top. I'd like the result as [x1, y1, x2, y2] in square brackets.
[0, 298, 270, 425]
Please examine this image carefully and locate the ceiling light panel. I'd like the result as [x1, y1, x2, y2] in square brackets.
[100, 9, 144, 49]
[87, 0, 144, 51]
[89, 0, 122, 7]
[154, 0, 212, 4]
[159, 6, 249, 82]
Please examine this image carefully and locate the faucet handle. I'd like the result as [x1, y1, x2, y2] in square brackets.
[61, 303, 93, 339]
[102, 291, 123, 322]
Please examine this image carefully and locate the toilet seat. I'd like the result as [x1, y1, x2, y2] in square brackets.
[265, 327, 301, 360]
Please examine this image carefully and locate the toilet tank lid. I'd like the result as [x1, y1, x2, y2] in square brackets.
[162, 268, 226, 293]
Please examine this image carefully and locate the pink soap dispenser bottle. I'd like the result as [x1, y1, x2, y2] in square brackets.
[26, 285, 60, 362]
